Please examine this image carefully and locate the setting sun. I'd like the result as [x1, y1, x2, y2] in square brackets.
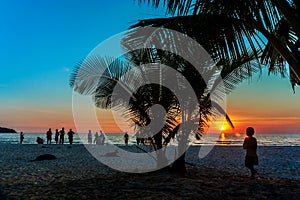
[220, 126, 225, 131]
[220, 124, 231, 133]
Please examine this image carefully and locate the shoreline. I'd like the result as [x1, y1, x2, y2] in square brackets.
[1, 133, 300, 147]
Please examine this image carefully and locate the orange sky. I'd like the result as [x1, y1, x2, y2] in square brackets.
[2, 71, 300, 134]
[0, 72, 300, 133]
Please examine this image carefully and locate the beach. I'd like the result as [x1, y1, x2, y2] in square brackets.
[0, 144, 299, 199]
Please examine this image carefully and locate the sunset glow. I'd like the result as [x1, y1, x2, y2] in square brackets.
[0, 1, 300, 134]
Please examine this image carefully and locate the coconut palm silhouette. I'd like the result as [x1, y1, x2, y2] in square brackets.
[134, 0, 300, 92]
[69, 27, 265, 173]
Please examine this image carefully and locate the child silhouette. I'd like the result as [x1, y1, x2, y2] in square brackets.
[243, 127, 258, 179]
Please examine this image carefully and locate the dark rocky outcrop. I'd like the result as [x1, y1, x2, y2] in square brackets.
[0, 127, 17, 133]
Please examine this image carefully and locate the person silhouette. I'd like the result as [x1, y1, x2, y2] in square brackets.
[59, 127, 65, 144]
[67, 128, 75, 144]
[88, 130, 92, 144]
[243, 127, 258, 179]
[67, 129, 75, 144]
[99, 131, 105, 145]
[55, 129, 59, 144]
[102, 132, 105, 145]
[124, 132, 129, 146]
[20, 132, 24, 144]
[46, 128, 52, 144]
[36, 137, 44, 144]
[94, 132, 99, 144]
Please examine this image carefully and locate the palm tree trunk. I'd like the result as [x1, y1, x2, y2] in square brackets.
[154, 130, 167, 169]
[172, 141, 187, 174]
[171, 119, 190, 174]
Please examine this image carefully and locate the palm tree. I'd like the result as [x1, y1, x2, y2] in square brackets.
[70, 0, 291, 173]
[135, 0, 300, 92]
[70, 26, 261, 172]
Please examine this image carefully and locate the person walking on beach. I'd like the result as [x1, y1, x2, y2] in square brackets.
[46, 128, 52, 144]
[243, 127, 258, 179]
[59, 127, 65, 144]
[20, 132, 24, 144]
[124, 132, 129, 146]
[67, 129, 75, 144]
[55, 129, 59, 144]
[88, 130, 92, 144]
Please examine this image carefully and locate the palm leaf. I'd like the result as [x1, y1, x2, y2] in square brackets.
[70, 56, 129, 95]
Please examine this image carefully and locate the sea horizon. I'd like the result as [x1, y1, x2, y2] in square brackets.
[1, 132, 300, 146]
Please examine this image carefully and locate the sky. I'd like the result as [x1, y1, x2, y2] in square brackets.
[0, 0, 300, 134]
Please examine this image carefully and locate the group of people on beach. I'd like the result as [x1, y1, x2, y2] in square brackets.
[87, 130, 130, 146]
[87, 130, 106, 145]
[27, 127, 75, 145]
[18, 126, 258, 178]
[44, 127, 75, 145]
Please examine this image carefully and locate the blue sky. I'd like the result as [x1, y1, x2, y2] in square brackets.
[0, 0, 166, 131]
[0, 0, 300, 133]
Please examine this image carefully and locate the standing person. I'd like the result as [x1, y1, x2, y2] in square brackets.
[136, 132, 140, 145]
[59, 127, 65, 144]
[55, 129, 59, 144]
[140, 135, 145, 145]
[243, 127, 258, 179]
[46, 128, 52, 144]
[67, 129, 75, 145]
[88, 130, 92, 144]
[20, 132, 24, 144]
[124, 132, 129, 146]
[100, 131, 105, 145]
[99, 131, 105, 145]
[94, 132, 99, 144]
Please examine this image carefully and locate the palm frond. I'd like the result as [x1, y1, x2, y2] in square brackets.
[127, 14, 263, 70]
[261, 18, 296, 77]
[136, 0, 194, 16]
[70, 56, 126, 95]
[215, 51, 262, 94]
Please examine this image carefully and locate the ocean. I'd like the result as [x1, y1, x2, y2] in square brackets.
[0, 132, 300, 146]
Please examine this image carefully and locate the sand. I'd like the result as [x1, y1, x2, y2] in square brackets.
[0, 144, 299, 199]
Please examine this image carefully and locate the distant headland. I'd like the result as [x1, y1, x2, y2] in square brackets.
[0, 127, 17, 133]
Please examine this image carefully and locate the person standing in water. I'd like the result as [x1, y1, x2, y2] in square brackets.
[243, 127, 258, 179]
